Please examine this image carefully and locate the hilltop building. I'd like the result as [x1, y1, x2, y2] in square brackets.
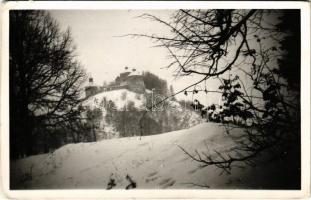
[85, 67, 146, 98]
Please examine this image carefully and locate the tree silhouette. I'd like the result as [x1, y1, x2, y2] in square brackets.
[136, 9, 300, 182]
[86, 108, 103, 141]
[142, 71, 169, 96]
[10, 10, 86, 159]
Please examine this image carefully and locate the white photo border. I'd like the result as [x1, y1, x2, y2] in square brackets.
[1, 1, 310, 199]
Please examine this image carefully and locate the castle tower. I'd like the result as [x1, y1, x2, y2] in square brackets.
[124, 69, 145, 93]
[85, 77, 99, 98]
[88, 77, 94, 86]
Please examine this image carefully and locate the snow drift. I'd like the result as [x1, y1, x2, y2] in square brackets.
[10, 122, 298, 189]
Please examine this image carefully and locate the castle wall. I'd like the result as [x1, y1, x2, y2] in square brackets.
[125, 75, 145, 94]
[103, 85, 129, 92]
[85, 86, 100, 98]
[85, 73, 146, 98]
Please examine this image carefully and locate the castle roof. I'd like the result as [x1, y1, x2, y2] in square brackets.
[128, 71, 142, 76]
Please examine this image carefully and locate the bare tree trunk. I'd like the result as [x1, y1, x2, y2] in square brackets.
[92, 123, 97, 141]
[70, 131, 77, 143]
[44, 130, 49, 153]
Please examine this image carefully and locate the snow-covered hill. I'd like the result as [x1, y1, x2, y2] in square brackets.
[11, 122, 296, 189]
[82, 89, 203, 139]
[83, 89, 146, 110]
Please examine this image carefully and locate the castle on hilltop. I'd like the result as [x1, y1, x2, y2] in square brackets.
[85, 67, 146, 98]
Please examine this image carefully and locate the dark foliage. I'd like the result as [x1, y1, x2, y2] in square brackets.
[85, 108, 103, 141]
[9, 11, 86, 159]
[142, 71, 169, 96]
[277, 10, 300, 91]
[138, 9, 300, 186]
[107, 174, 116, 190]
[125, 174, 137, 189]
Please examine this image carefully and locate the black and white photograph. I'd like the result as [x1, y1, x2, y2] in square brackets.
[1, 1, 310, 199]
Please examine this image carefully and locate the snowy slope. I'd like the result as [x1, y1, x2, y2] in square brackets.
[83, 89, 145, 110]
[81, 89, 203, 139]
[11, 122, 295, 189]
[82, 89, 147, 138]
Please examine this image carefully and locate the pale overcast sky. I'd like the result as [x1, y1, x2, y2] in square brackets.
[49, 10, 224, 104]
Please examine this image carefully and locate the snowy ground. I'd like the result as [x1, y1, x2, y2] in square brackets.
[10, 123, 299, 189]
